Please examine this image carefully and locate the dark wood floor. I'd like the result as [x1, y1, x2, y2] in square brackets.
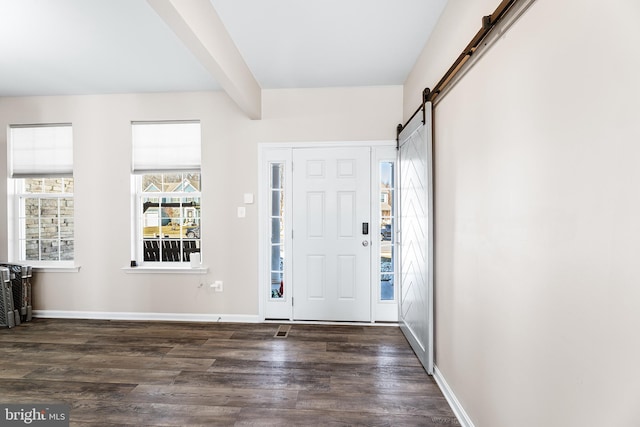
[0, 318, 458, 426]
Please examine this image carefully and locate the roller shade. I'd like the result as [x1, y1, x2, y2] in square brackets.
[132, 121, 201, 173]
[10, 124, 73, 178]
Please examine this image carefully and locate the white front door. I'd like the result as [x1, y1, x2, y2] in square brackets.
[292, 147, 371, 321]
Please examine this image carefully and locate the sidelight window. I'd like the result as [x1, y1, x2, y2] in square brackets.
[380, 161, 395, 301]
[269, 163, 285, 299]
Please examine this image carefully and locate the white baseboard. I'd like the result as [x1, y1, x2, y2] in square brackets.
[32, 310, 260, 323]
[433, 365, 475, 427]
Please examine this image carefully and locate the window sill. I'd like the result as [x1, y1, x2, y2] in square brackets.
[122, 266, 209, 274]
[32, 265, 81, 273]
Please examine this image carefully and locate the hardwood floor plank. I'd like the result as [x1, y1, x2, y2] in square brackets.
[0, 367, 35, 379]
[326, 340, 418, 356]
[329, 374, 442, 395]
[84, 334, 208, 347]
[295, 390, 455, 417]
[0, 349, 84, 367]
[24, 366, 181, 386]
[0, 341, 173, 358]
[167, 345, 300, 362]
[235, 407, 460, 427]
[202, 337, 327, 353]
[205, 358, 429, 380]
[126, 384, 299, 409]
[75, 354, 215, 371]
[0, 331, 90, 345]
[0, 378, 136, 402]
[174, 370, 331, 391]
[69, 401, 240, 426]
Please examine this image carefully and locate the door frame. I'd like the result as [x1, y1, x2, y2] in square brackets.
[258, 141, 397, 322]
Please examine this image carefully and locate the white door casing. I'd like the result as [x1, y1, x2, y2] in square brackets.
[398, 105, 434, 374]
[291, 147, 371, 322]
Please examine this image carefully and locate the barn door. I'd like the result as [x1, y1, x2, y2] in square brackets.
[398, 104, 434, 374]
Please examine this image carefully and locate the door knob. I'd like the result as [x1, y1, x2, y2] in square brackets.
[362, 240, 369, 247]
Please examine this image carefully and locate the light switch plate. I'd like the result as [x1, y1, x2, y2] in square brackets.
[237, 206, 246, 218]
[243, 193, 254, 204]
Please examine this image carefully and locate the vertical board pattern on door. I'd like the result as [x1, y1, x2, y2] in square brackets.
[398, 107, 434, 374]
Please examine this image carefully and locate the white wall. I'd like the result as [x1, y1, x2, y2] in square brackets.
[0, 86, 402, 318]
[405, 0, 640, 426]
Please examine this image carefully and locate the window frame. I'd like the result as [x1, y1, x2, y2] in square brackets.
[7, 124, 75, 268]
[130, 121, 202, 269]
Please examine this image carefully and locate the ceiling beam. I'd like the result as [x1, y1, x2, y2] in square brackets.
[148, 0, 262, 119]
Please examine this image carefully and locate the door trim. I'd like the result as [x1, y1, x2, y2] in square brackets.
[258, 141, 396, 322]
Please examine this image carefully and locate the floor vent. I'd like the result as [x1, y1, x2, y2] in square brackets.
[274, 325, 291, 338]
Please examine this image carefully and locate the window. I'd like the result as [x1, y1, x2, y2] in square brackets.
[132, 121, 201, 265]
[269, 163, 285, 299]
[9, 124, 74, 264]
[380, 161, 395, 301]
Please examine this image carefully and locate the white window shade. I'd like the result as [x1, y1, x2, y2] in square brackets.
[10, 124, 73, 178]
[132, 121, 201, 173]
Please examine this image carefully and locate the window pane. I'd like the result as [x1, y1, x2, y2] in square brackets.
[142, 197, 160, 237]
[24, 240, 39, 261]
[143, 239, 160, 261]
[163, 173, 183, 192]
[165, 204, 182, 227]
[381, 162, 394, 187]
[60, 218, 74, 239]
[23, 218, 38, 239]
[381, 274, 394, 301]
[184, 205, 198, 226]
[142, 174, 162, 192]
[381, 244, 394, 301]
[162, 239, 181, 261]
[40, 198, 58, 215]
[24, 199, 39, 239]
[183, 239, 200, 262]
[60, 240, 74, 261]
[61, 197, 74, 217]
[63, 178, 74, 193]
[42, 178, 64, 193]
[40, 240, 59, 260]
[271, 244, 284, 299]
[25, 178, 42, 193]
[186, 173, 200, 192]
[40, 218, 58, 239]
[271, 163, 284, 189]
[185, 226, 200, 239]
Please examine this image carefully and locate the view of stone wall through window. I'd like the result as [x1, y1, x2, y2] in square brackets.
[22, 178, 74, 261]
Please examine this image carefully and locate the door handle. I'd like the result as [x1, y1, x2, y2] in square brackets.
[362, 240, 369, 247]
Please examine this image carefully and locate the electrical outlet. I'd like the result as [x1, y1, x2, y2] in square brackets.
[213, 280, 223, 292]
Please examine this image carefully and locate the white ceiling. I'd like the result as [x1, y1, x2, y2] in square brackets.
[0, 0, 447, 97]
